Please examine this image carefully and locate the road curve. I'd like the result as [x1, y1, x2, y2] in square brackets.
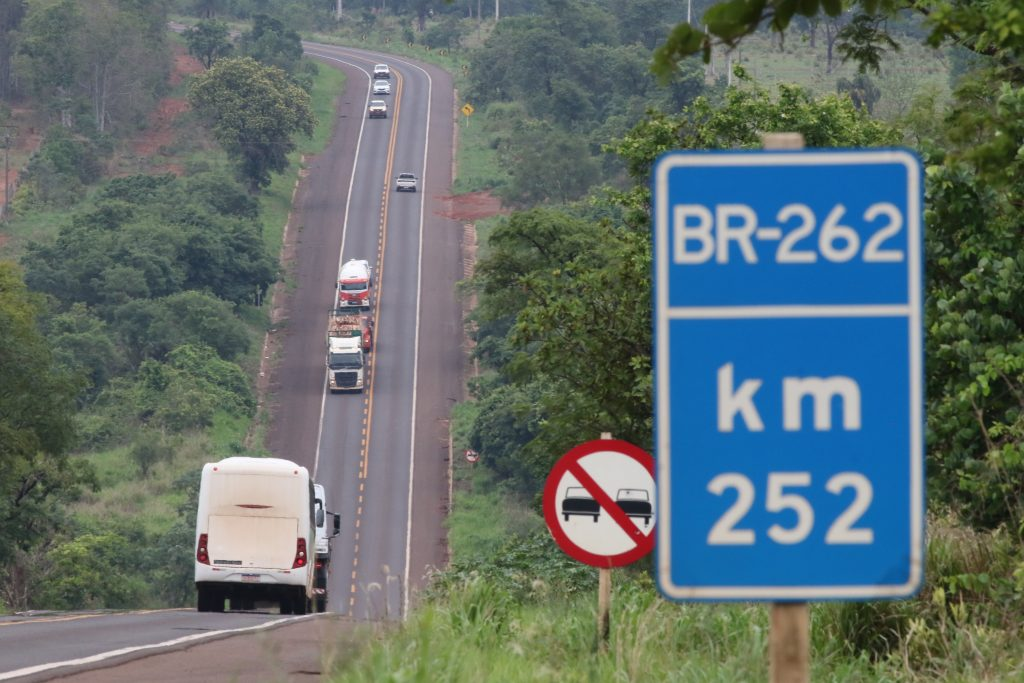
[267, 41, 462, 620]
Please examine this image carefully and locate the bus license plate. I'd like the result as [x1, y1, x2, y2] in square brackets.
[241, 574, 261, 583]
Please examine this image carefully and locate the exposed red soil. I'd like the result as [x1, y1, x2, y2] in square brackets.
[440, 190, 507, 222]
[130, 50, 203, 166]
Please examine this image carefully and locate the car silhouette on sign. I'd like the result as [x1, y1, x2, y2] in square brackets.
[561, 487, 599, 522]
[615, 488, 652, 526]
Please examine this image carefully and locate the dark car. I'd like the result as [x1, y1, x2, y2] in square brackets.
[615, 488, 652, 526]
[561, 487, 599, 522]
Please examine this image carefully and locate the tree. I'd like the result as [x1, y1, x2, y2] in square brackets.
[238, 13, 304, 74]
[0, 0, 25, 100]
[186, 19, 233, 69]
[836, 73, 880, 112]
[496, 122, 601, 207]
[470, 79, 901, 490]
[17, 0, 168, 132]
[651, 0, 1024, 79]
[0, 262, 91, 574]
[188, 57, 315, 193]
[650, 0, 1024, 533]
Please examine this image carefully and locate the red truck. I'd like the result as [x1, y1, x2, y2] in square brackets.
[337, 259, 372, 310]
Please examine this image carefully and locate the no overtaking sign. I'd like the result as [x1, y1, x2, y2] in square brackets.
[543, 439, 656, 568]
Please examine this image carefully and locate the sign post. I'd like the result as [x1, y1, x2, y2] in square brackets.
[543, 437, 655, 650]
[653, 140, 924, 677]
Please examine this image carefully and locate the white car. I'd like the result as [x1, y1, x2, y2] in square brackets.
[372, 79, 391, 95]
[395, 172, 417, 192]
[373, 63, 391, 79]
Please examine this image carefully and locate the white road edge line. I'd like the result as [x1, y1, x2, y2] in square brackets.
[0, 615, 313, 681]
[306, 52, 372, 482]
[303, 44, 434, 621]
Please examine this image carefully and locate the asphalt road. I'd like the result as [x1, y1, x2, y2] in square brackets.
[0, 42, 463, 681]
[270, 42, 462, 621]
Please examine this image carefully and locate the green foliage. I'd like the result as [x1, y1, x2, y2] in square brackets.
[467, 383, 546, 492]
[651, 0, 1024, 78]
[22, 172, 276, 314]
[130, 430, 176, 478]
[837, 72, 882, 113]
[34, 531, 148, 610]
[16, 126, 104, 208]
[113, 291, 251, 364]
[42, 303, 124, 401]
[185, 18, 233, 69]
[429, 531, 597, 603]
[0, 261, 94, 578]
[188, 56, 316, 192]
[16, 0, 169, 133]
[469, 82, 898, 485]
[238, 13, 304, 74]
[494, 121, 602, 207]
[95, 343, 254, 437]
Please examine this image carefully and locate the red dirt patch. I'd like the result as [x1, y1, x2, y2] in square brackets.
[440, 190, 507, 222]
[132, 98, 190, 158]
[128, 48, 203, 166]
[170, 51, 204, 87]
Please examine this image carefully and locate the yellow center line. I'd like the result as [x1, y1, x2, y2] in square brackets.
[348, 64, 403, 615]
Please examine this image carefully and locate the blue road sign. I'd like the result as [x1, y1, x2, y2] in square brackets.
[653, 149, 924, 601]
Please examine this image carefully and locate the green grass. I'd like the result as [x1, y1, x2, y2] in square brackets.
[0, 207, 68, 259]
[729, 32, 952, 120]
[452, 112, 508, 195]
[75, 412, 251, 537]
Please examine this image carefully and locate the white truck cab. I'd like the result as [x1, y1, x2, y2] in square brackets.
[327, 335, 365, 392]
[313, 483, 341, 612]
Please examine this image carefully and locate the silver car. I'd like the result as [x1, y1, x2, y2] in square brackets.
[372, 79, 391, 95]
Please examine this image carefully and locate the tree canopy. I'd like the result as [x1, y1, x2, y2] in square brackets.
[0, 262, 91, 571]
[188, 57, 315, 193]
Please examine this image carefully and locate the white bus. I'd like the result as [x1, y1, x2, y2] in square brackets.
[194, 457, 315, 614]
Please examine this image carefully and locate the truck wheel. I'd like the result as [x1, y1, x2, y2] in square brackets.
[563, 514, 569, 522]
[593, 515, 599, 522]
[292, 588, 309, 615]
[196, 586, 211, 612]
[209, 588, 225, 613]
[316, 597, 327, 613]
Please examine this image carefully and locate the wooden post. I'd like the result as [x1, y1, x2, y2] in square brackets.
[597, 431, 613, 651]
[761, 131, 810, 683]
[770, 603, 809, 683]
[597, 565, 611, 650]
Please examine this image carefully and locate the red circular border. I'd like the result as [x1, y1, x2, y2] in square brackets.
[543, 439, 655, 568]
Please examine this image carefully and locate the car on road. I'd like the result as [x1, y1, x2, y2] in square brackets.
[561, 487, 599, 522]
[368, 100, 387, 118]
[395, 172, 417, 192]
[372, 79, 391, 95]
[373, 63, 391, 79]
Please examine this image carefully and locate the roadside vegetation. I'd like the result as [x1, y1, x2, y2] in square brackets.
[2, 0, 1023, 680]
[291, 1, 1023, 681]
[0, 2, 340, 612]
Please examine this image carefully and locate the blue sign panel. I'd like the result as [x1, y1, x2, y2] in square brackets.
[653, 150, 923, 601]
